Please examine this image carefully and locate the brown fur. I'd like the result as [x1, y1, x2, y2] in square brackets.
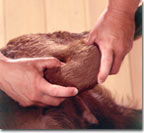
[0, 31, 142, 129]
[1, 32, 100, 92]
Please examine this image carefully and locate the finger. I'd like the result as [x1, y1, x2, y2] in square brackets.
[38, 95, 65, 106]
[36, 57, 61, 73]
[40, 78, 78, 97]
[110, 53, 125, 74]
[87, 31, 97, 45]
[98, 47, 113, 84]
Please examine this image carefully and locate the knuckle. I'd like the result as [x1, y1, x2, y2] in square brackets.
[116, 43, 132, 55]
[116, 47, 125, 54]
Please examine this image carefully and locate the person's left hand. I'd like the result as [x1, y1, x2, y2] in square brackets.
[87, 9, 135, 83]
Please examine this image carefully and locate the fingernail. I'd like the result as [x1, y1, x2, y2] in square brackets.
[73, 88, 79, 95]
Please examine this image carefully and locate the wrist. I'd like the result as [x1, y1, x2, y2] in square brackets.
[108, 0, 140, 17]
[106, 7, 135, 21]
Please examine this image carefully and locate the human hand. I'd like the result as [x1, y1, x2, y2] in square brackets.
[87, 9, 135, 83]
[0, 57, 78, 107]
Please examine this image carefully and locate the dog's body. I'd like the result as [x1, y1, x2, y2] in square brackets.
[0, 31, 142, 129]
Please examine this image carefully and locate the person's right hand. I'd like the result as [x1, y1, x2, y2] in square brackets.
[0, 57, 78, 107]
[87, 9, 135, 84]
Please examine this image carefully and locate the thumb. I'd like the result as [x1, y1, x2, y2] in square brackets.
[34, 57, 61, 73]
[87, 31, 96, 45]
